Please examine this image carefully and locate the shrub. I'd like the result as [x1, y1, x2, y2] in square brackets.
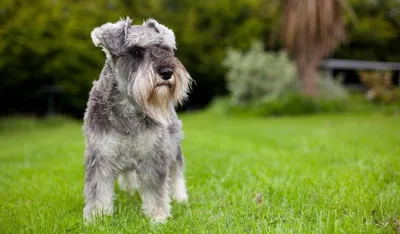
[222, 40, 348, 116]
[358, 70, 399, 103]
[318, 73, 348, 100]
[229, 94, 345, 116]
[223, 41, 298, 107]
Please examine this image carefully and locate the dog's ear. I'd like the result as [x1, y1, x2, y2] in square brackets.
[91, 17, 132, 57]
[142, 19, 177, 50]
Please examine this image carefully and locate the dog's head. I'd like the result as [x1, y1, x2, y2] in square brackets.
[91, 17, 192, 125]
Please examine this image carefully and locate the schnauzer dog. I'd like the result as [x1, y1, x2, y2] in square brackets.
[83, 17, 192, 223]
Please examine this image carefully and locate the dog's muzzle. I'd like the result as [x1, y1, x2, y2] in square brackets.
[155, 82, 172, 88]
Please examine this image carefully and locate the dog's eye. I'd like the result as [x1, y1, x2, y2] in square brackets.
[130, 46, 145, 58]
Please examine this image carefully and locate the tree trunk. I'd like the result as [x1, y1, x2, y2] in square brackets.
[300, 63, 318, 97]
[295, 54, 318, 97]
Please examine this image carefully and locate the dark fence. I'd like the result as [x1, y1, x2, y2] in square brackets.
[320, 59, 400, 90]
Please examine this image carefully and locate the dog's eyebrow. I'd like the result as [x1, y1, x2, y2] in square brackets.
[155, 45, 173, 53]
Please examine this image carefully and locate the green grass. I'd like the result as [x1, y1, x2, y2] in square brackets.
[1, 112, 400, 233]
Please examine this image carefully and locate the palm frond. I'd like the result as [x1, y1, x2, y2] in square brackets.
[282, 0, 350, 61]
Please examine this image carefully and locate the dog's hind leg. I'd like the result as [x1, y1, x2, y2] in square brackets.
[169, 146, 188, 203]
[83, 154, 116, 223]
[118, 171, 139, 195]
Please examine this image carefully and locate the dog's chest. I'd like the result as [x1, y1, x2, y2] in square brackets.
[115, 129, 159, 159]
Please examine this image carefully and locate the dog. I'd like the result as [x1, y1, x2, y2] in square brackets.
[82, 17, 193, 223]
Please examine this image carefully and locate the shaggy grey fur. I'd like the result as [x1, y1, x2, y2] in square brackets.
[83, 17, 192, 223]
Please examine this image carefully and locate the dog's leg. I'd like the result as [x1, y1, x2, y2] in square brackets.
[83, 154, 116, 223]
[169, 146, 188, 203]
[137, 153, 171, 223]
[118, 171, 139, 195]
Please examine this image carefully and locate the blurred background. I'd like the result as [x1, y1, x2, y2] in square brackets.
[1, 0, 400, 118]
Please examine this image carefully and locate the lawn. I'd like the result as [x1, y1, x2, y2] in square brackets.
[0, 112, 399, 233]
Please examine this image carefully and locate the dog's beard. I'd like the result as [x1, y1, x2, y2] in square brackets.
[130, 64, 192, 125]
[172, 61, 192, 106]
[148, 85, 173, 125]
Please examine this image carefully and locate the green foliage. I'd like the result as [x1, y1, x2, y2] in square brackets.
[223, 41, 349, 116]
[250, 94, 346, 116]
[0, 0, 272, 115]
[224, 41, 298, 106]
[1, 0, 400, 115]
[209, 95, 346, 117]
[0, 0, 123, 113]
[337, 0, 400, 61]
[209, 92, 400, 117]
[317, 73, 349, 100]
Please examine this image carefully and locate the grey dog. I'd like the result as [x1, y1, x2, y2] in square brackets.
[82, 17, 193, 223]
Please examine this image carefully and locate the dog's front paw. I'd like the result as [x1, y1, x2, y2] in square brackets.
[144, 204, 171, 224]
[150, 214, 169, 224]
[83, 204, 113, 225]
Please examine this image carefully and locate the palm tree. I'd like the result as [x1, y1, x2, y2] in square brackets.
[282, 0, 353, 97]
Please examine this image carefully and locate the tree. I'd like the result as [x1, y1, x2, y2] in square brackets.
[1, 0, 400, 116]
[0, 0, 122, 115]
[335, 0, 400, 62]
[281, 0, 348, 97]
[0, 0, 272, 116]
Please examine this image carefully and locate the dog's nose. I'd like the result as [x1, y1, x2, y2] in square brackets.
[158, 67, 173, 80]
